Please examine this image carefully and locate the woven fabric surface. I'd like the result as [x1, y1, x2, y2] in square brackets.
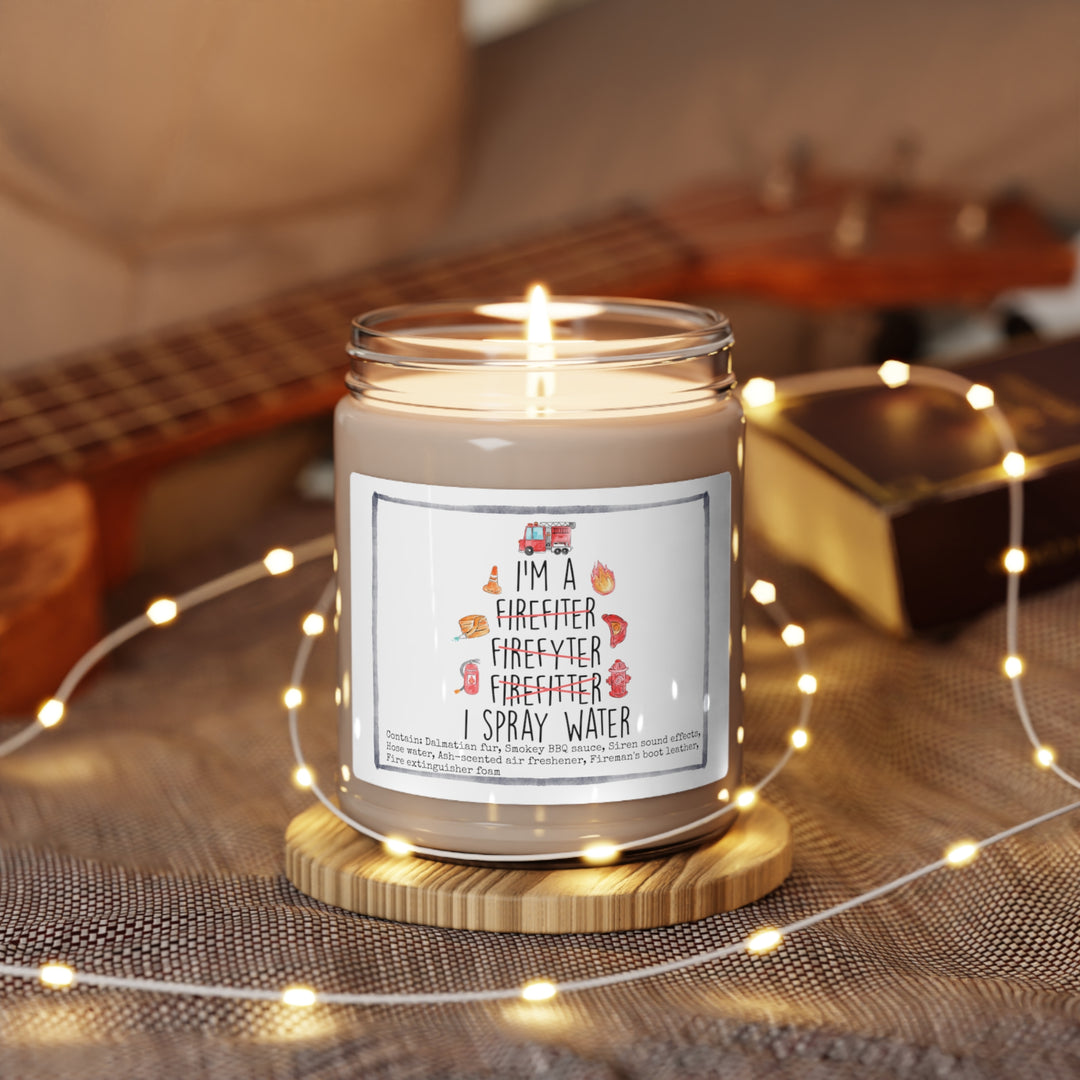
[1, 497, 1078, 1079]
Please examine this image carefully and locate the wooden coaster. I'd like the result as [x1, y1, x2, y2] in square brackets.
[285, 800, 792, 934]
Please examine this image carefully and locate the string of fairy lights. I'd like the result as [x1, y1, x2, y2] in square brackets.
[0, 359, 1077, 1012]
[285, 572, 812, 866]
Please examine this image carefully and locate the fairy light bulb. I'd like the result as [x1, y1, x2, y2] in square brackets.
[746, 929, 783, 954]
[1003, 548, 1027, 574]
[966, 384, 994, 410]
[384, 838, 413, 857]
[292, 765, 314, 789]
[735, 788, 756, 809]
[1002, 452, 1026, 478]
[717, 788, 729, 802]
[36, 699, 65, 728]
[741, 377, 776, 408]
[146, 598, 178, 625]
[283, 687, 304, 709]
[876, 360, 910, 388]
[945, 841, 978, 866]
[797, 674, 818, 695]
[749, 579, 776, 605]
[1035, 746, 1056, 768]
[39, 963, 75, 987]
[522, 980, 557, 1002]
[781, 623, 805, 647]
[302, 613, 326, 636]
[281, 986, 317, 1008]
[790, 728, 809, 750]
[736, 726, 745, 744]
[1003, 656, 1024, 679]
[264, 548, 295, 575]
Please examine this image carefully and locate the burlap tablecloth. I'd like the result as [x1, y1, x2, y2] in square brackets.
[2, 497, 1078, 1079]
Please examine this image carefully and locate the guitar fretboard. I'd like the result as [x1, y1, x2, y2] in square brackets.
[0, 205, 691, 486]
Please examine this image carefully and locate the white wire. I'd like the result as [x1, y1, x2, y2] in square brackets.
[1, 363, 1077, 1009]
[3, 791, 1078, 1007]
[0, 535, 334, 756]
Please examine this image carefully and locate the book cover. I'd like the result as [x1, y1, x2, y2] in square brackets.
[745, 336, 1080, 634]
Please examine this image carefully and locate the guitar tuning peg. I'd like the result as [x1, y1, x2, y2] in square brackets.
[759, 163, 797, 211]
[832, 194, 871, 255]
[884, 134, 921, 197]
[954, 201, 989, 244]
[759, 139, 813, 211]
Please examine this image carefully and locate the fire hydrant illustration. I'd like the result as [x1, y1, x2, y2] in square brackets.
[454, 659, 481, 695]
[606, 659, 631, 698]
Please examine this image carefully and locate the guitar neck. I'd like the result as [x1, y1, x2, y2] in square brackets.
[0, 178, 1072, 492]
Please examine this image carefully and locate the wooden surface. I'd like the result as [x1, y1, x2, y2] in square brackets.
[284, 800, 792, 934]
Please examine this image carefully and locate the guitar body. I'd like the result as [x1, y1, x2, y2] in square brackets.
[0, 481, 102, 715]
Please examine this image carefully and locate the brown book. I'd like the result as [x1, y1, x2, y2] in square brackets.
[745, 335, 1080, 634]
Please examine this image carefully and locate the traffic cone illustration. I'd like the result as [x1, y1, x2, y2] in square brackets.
[482, 566, 502, 595]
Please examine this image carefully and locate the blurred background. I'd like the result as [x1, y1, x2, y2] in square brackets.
[2, 0, 1077, 368]
[1, 0, 1078, 706]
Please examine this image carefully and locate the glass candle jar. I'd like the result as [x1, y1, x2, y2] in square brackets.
[334, 295, 743, 862]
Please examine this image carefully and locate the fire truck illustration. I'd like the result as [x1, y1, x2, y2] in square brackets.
[518, 520, 575, 555]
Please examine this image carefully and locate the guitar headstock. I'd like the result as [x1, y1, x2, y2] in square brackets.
[657, 175, 1074, 308]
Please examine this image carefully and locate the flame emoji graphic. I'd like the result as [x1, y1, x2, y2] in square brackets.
[591, 561, 615, 595]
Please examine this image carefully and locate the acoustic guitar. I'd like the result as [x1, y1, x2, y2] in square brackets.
[0, 175, 1073, 713]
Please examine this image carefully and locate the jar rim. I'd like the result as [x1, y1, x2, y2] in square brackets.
[348, 296, 734, 369]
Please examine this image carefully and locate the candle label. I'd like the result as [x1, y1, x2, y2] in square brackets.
[348, 472, 732, 804]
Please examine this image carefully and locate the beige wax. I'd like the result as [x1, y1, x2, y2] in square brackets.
[333, 368, 744, 860]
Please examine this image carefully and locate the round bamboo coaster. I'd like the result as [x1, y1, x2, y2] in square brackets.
[285, 800, 792, 934]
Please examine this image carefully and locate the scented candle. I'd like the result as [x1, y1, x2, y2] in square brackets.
[334, 292, 743, 860]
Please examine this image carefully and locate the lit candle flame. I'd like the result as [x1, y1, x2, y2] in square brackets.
[524, 283, 555, 408]
[525, 284, 554, 345]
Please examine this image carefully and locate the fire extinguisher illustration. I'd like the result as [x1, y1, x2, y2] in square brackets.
[455, 659, 480, 695]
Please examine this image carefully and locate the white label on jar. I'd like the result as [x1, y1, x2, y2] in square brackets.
[349, 473, 731, 805]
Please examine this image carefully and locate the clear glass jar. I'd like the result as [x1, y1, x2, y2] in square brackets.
[334, 297, 743, 862]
